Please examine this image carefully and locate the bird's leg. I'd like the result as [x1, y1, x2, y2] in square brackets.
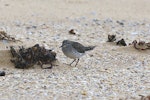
[39, 61, 44, 69]
[40, 64, 44, 69]
[75, 58, 79, 67]
[70, 59, 76, 66]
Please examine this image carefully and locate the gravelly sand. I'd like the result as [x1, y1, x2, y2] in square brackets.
[0, 0, 150, 100]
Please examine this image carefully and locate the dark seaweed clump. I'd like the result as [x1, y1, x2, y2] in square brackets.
[10, 44, 56, 69]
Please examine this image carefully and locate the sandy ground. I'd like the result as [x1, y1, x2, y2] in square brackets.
[0, 0, 150, 100]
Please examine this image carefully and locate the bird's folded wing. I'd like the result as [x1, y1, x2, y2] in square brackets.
[72, 42, 85, 53]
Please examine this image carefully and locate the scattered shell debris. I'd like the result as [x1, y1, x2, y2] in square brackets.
[107, 34, 127, 46]
[107, 34, 150, 49]
[131, 40, 150, 50]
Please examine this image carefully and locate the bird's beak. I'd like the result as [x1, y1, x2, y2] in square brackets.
[59, 43, 66, 48]
[59, 45, 63, 48]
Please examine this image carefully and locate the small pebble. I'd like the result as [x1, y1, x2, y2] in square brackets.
[69, 29, 76, 35]
[27, 32, 33, 35]
[116, 20, 124, 26]
[32, 26, 37, 29]
[0, 71, 5, 76]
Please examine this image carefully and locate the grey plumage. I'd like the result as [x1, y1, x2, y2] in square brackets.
[84, 46, 95, 51]
[61, 40, 95, 66]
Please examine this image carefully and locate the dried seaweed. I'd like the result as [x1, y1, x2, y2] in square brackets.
[107, 34, 127, 46]
[131, 40, 150, 50]
[139, 95, 150, 100]
[0, 31, 21, 42]
[107, 34, 116, 42]
[116, 39, 127, 46]
[10, 44, 57, 69]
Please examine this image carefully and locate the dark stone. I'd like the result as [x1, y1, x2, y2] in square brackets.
[116, 39, 127, 46]
[0, 71, 5, 76]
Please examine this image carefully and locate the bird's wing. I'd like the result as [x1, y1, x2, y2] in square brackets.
[71, 42, 85, 53]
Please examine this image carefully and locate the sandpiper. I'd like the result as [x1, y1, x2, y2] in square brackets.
[60, 40, 95, 67]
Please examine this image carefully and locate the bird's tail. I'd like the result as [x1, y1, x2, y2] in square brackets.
[85, 46, 96, 51]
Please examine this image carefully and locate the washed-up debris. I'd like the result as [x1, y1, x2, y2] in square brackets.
[69, 29, 76, 35]
[116, 39, 127, 46]
[107, 34, 127, 46]
[0, 71, 5, 76]
[139, 95, 150, 100]
[10, 44, 57, 69]
[107, 34, 116, 42]
[131, 40, 150, 50]
[0, 31, 21, 42]
[116, 20, 124, 26]
[107, 35, 150, 48]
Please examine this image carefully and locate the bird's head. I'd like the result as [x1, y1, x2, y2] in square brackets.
[60, 40, 71, 48]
